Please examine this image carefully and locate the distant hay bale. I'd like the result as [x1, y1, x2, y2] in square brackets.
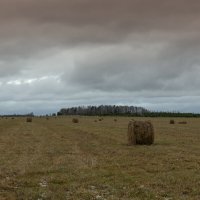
[72, 118, 79, 123]
[99, 118, 102, 121]
[114, 119, 117, 122]
[170, 119, 175, 124]
[26, 117, 32, 122]
[127, 120, 154, 145]
[178, 121, 187, 124]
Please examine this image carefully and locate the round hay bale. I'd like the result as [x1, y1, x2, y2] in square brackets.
[114, 119, 117, 122]
[170, 119, 175, 124]
[127, 121, 154, 145]
[72, 118, 79, 123]
[26, 117, 32, 122]
[178, 121, 187, 124]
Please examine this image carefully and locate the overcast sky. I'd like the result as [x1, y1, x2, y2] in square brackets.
[0, 0, 200, 114]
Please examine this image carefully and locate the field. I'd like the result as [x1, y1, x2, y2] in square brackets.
[0, 116, 200, 200]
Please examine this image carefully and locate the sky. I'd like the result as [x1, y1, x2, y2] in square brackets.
[0, 0, 200, 115]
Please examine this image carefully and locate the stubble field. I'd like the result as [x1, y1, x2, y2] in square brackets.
[0, 116, 200, 200]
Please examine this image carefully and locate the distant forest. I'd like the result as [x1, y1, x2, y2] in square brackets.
[57, 105, 200, 117]
[58, 105, 147, 116]
[0, 113, 34, 117]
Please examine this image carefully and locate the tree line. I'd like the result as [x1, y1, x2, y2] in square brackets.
[57, 105, 200, 117]
[57, 105, 148, 116]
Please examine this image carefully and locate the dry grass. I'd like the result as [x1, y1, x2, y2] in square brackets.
[0, 116, 200, 199]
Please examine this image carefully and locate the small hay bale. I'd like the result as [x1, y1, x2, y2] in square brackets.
[114, 119, 117, 122]
[99, 118, 102, 121]
[72, 118, 79, 123]
[178, 121, 187, 124]
[170, 119, 175, 124]
[127, 120, 154, 145]
[26, 117, 32, 122]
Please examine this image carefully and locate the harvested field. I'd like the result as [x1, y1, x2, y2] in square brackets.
[0, 117, 200, 199]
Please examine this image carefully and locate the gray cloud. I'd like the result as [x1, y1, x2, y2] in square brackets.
[0, 0, 200, 114]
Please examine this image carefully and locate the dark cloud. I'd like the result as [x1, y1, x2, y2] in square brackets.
[0, 0, 199, 61]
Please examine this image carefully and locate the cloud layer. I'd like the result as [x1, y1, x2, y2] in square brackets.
[0, 0, 200, 114]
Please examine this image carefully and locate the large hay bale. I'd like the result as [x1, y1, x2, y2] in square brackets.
[170, 119, 175, 124]
[127, 121, 154, 145]
[26, 117, 32, 122]
[72, 118, 79, 123]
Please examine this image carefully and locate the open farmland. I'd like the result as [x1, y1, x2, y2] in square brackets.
[0, 117, 200, 200]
